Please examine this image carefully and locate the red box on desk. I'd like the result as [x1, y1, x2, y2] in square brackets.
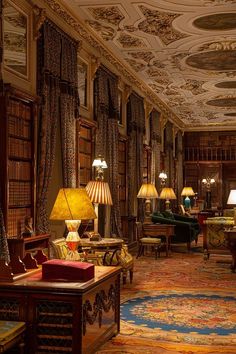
[42, 259, 95, 282]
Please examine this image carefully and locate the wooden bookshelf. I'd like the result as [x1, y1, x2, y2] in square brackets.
[76, 118, 97, 187]
[0, 85, 37, 238]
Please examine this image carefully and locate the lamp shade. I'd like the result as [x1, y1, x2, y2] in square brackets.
[181, 187, 195, 197]
[137, 183, 158, 199]
[86, 180, 113, 205]
[50, 188, 97, 220]
[227, 190, 236, 205]
[159, 187, 177, 200]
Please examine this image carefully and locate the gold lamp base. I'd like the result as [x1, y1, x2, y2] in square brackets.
[65, 220, 81, 261]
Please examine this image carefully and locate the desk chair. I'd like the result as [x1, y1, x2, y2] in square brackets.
[0, 320, 25, 353]
[136, 222, 162, 259]
[50, 238, 103, 265]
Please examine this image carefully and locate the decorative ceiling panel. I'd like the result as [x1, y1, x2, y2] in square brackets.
[53, 0, 236, 131]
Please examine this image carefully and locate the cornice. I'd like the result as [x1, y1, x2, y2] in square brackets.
[41, 0, 184, 130]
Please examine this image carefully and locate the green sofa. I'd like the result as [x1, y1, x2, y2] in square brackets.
[151, 211, 201, 251]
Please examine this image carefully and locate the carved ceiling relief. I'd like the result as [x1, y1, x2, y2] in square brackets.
[86, 21, 115, 41]
[87, 6, 124, 26]
[46, 0, 236, 130]
[117, 33, 147, 48]
[180, 80, 207, 95]
[138, 5, 189, 45]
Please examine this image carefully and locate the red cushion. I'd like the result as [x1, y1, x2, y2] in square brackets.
[42, 259, 94, 282]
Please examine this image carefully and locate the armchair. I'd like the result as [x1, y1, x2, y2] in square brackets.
[151, 211, 201, 251]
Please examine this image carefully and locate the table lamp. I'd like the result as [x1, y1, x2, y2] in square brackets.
[227, 189, 236, 226]
[137, 183, 158, 222]
[181, 187, 195, 210]
[159, 187, 176, 211]
[50, 188, 97, 260]
[86, 180, 113, 234]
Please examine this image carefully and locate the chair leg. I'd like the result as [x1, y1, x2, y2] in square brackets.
[136, 244, 143, 258]
[154, 246, 158, 260]
[187, 242, 191, 252]
[129, 269, 133, 283]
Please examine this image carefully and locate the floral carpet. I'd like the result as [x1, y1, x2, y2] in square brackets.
[97, 250, 236, 354]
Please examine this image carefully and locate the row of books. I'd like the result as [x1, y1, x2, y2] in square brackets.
[79, 139, 91, 154]
[9, 137, 32, 159]
[7, 207, 31, 237]
[79, 168, 91, 185]
[9, 115, 31, 139]
[79, 153, 91, 168]
[79, 127, 91, 140]
[8, 99, 31, 120]
[9, 181, 32, 206]
[8, 160, 31, 180]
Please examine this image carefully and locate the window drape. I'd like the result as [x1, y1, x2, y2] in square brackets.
[36, 20, 78, 233]
[127, 93, 145, 221]
[0, 204, 10, 263]
[94, 67, 122, 237]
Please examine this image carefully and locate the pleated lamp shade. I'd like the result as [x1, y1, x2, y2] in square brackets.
[137, 183, 158, 199]
[86, 180, 113, 205]
[159, 187, 177, 200]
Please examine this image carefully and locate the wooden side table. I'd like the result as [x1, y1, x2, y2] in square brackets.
[142, 223, 175, 257]
[224, 229, 236, 272]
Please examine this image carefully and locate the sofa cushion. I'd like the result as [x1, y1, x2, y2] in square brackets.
[162, 211, 175, 219]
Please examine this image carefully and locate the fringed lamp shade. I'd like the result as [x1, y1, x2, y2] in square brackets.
[86, 180, 113, 234]
[50, 188, 96, 260]
[137, 183, 158, 222]
[159, 187, 177, 211]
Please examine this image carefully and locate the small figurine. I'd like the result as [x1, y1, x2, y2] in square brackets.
[22, 216, 35, 237]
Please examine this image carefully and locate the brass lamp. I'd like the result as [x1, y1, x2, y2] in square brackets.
[159, 187, 177, 211]
[86, 180, 113, 233]
[227, 189, 236, 226]
[181, 187, 195, 210]
[50, 188, 96, 260]
[137, 183, 158, 222]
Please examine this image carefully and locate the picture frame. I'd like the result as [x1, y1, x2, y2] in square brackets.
[3, 0, 29, 80]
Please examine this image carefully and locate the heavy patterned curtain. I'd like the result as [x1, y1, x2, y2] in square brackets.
[0, 203, 10, 263]
[127, 93, 145, 221]
[150, 110, 161, 188]
[36, 20, 78, 233]
[94, 66, 122, 237]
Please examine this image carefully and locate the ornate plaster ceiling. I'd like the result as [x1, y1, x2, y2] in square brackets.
[53, 0, 236, 131]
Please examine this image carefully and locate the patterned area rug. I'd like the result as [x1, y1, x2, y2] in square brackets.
[97, 252, 236, 354]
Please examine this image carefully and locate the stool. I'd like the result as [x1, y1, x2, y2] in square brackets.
[0, 321, 25, 353]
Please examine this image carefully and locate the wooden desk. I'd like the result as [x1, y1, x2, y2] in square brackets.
[143, 224, 175, 257]
[224, 229, 236, 272]
[0, 266, 121, 354]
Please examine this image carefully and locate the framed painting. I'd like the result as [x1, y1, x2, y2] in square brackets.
[3, 0, 28, 79]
